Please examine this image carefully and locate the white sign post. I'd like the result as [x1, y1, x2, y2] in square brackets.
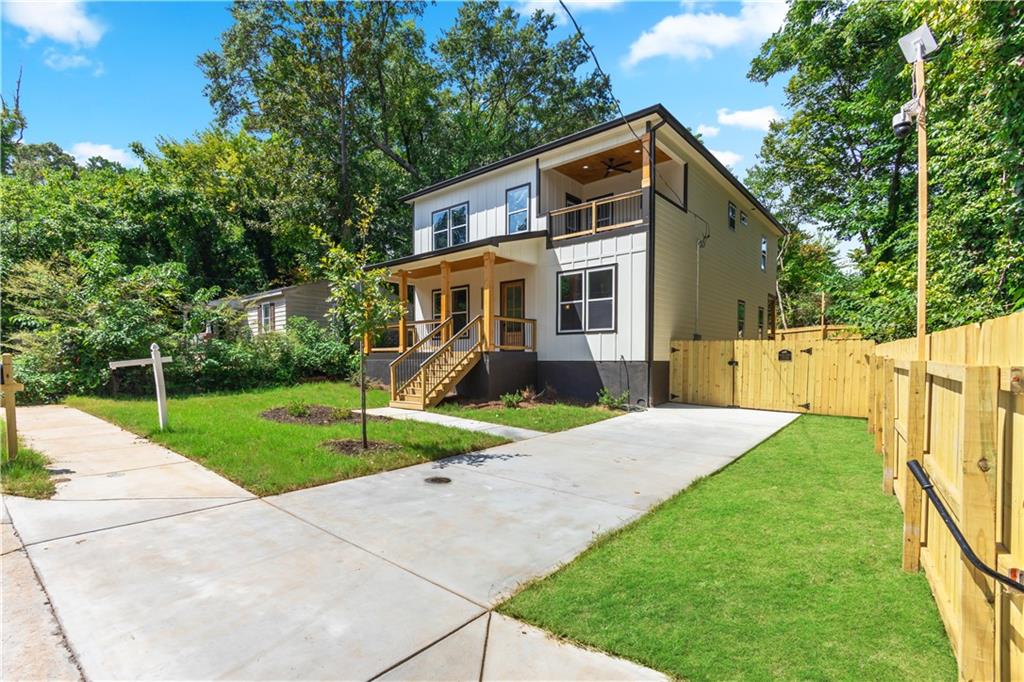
[109, 343, 173, 430]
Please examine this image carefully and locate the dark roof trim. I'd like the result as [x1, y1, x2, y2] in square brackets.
[398, 103, 786, 234]
[368, 230, 547, 270]
[397, 105, 665, 202]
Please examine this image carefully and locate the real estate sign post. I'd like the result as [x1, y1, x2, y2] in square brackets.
[109, 344, 173, 430]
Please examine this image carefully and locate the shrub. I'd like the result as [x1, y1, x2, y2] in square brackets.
[501, 390, 523, 409]
[330, 407, 351, 421]
[596, 387, 629, 411]
[286, 400, 311, 418]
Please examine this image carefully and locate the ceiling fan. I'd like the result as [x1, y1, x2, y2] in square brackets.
[600, 156, 632, 178]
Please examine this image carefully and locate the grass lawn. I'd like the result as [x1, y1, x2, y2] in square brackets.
[500, 415, 957, 681]
[68, 383, 507, 496]
[430, 400, 619, 432]
[1, 421, 55, 499]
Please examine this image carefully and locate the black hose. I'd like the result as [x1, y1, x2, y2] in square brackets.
[906, 459, 1023, 593]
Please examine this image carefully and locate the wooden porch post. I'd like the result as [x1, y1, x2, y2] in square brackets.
[641, 132, 652, 189]
[398, 270, 408, 352]
[440, 260, 451, 341]
[483, 251, 495, 351]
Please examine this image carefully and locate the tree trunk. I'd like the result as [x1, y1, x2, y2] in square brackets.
[359, 343, 368, 449]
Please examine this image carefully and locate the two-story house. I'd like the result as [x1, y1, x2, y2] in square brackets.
[365, 104, 786, 409]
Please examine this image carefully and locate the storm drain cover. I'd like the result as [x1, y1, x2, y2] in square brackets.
[424, 476, 452, 484]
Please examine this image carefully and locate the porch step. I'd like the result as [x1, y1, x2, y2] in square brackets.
[390, 348, 482, 409]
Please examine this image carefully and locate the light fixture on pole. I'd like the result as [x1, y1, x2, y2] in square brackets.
[894, 23, 938, 360]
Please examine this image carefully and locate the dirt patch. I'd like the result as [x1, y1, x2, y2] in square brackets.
[261, 405, 391, 426]
[322, 439, 401, 456]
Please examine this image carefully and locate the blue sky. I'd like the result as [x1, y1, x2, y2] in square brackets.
[1, 0, 789, 178]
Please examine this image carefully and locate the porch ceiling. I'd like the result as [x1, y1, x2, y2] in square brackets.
[388, 237, 543, 281]
[552, 140, 671, 185]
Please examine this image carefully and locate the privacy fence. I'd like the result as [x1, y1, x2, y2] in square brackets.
[669, 310, 1023, 680]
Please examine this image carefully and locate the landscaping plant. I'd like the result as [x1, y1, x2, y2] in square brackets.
[596, 387, 629, 411]
[501, 390, 523, 409]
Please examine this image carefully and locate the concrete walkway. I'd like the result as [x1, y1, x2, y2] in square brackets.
[4, 403, 797, 680]
[365, 406, 545, 441]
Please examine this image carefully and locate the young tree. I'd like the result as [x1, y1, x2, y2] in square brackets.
[316, 188, 401, 449]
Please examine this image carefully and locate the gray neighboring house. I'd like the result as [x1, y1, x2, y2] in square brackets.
[215, 280, 332, 335]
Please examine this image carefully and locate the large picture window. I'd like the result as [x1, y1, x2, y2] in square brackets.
[557, 266, 616, 333]
[506, 185, 529, 234]
[431, 203, 468, 250]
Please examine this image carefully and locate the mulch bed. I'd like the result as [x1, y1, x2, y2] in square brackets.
[322, 439, 401, 456]
[261, 405, 391, 426]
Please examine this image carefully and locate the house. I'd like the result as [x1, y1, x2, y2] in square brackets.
[216, 280, 333, 336]
[364, 104, 786, 409]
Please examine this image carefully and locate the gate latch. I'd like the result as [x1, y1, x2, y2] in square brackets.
[727, 359, 739, 366]
[798, 402, 811, 410]
[800, 347, 813, 355]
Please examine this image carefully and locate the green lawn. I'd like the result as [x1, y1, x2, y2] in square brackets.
[68, 383, 507, 496]
[430, 400, 619, 432]
[500, 415, 957, 681]
[1, 421, 55, 499]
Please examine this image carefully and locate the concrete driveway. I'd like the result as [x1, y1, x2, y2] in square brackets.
[5, 404, 796, 680]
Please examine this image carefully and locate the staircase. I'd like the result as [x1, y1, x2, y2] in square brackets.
[389, 316, 484, 409]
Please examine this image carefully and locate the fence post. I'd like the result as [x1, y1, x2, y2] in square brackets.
[873, 356, 885, 454]
[882, 358, 895, 494]
[957, 365, 999, 681]
[867, 353, 876, 435]
[902, 360, 927, 571]
[1, 353, 24, 461]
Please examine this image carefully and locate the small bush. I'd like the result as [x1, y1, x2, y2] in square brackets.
[286, 400, 311, 418]
[521, 385, 538, 403]
[331, 407, 351, 421]
[501, 390, 524, 409]
[596, 387, 629, 411]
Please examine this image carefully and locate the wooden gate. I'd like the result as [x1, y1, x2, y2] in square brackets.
[669, 339, 875, 417]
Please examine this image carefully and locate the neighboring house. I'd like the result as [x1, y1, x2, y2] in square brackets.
[216, 280, 332, 336]
[363, 103, 786, 408]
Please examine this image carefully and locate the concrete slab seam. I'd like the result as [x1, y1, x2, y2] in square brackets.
[366, 611, 489, 681]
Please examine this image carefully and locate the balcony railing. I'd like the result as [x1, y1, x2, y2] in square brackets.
[548, 190, 644, 241]
[493, 316, 536, 351]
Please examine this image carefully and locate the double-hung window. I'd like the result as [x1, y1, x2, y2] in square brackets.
[728, 202, 737, 230]
[431, 203, 468, 250]
[506, 185, 529, 234]
[260, 302, 275, 333]
[740, 211, 748, 228]
[557, 266, 615, 333]
[760, 237, 769, 271]
[737, 300, 746, 338]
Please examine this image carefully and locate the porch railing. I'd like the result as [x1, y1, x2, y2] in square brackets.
[421, 316, 484, 400]
[548, 189, 644, 241]
[370, 319, 440, 353]
[389, 317, 453, 399]
[493, 316, 536, 351]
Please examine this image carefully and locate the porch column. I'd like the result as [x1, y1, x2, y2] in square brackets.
[483, 251, 495, 351]
[440, 260, 451, 341]
[641, 132, 652, 188]
[398, 270, 408, 352]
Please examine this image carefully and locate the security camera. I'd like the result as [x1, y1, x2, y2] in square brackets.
[892, 110, 914, 138]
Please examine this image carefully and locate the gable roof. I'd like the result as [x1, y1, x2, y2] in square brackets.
[398, 103, 786, 234]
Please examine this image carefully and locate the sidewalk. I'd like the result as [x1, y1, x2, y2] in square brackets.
[365, 406, 545, 441]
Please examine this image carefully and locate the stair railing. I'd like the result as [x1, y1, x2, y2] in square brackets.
[419, 316, 483, 401]
[389, 317, 453, 400]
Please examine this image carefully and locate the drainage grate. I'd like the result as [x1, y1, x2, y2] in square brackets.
[424, 476, 452, 485]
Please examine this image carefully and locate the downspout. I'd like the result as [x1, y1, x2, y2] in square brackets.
[645, 120, 666, 407]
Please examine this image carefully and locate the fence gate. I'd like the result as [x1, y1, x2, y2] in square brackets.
[669, 339, 875, 417]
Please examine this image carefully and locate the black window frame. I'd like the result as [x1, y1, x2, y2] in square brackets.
[757, 306, 765, 339]
[737, 299, 746, 338]
[506, 184, 531, 235]
[430, 201, 469, 251]
[728, 201, 737, 230]
[555, 265, 617, 335]
[431, 285, 470, 332]
[760, 236, 768, 271]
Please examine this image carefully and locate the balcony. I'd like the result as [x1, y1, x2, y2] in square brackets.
[547, 190, 644, 241]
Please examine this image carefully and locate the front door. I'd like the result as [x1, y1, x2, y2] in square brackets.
[499, 280, 525, 348]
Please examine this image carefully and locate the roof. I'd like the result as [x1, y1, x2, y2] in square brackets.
[398, 103, 786, 234]
[208, 280, 328, 307]
[369, 230, 546, 271]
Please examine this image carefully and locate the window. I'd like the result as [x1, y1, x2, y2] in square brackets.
[432, 286, 469, 332]
[757, 307, 765, 339]
[506, 185, 530, 234]
[431, 203, 468, 250]
[737, 300, 746, 338]
[557, 266, 615, 333]
[740, 211, 748, 228]
[728, 202, 737, 230]
[260, 302, 275, 333]
[760, 237, 768, 271]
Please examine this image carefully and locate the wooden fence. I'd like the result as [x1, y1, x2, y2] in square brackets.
[669, 338, 875, 417]
[870, 311, 1023, 681]
[773, 324, 860, 341]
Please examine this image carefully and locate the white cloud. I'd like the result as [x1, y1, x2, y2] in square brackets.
[2, 0, 105, 47]
[70, 142, 139, 168]
[625, 0, 786, 66]
[709, 149, 742, 168]
[716, 105, 780, 131]
[696, 124, 720, 138]
[42, 47, 102, 75]
[517, 0, 623, 24]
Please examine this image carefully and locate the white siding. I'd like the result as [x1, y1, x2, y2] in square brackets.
[283, 281, 331, 326]
[412, 161, 541, 254]
[246, 295, 285, 336]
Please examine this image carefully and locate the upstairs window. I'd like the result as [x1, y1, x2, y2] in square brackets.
[506, 185, 530, 234]
[737, 300, 746, 338]
[557, 266, 615, 333]
[432, 203, 468, 250]
[728, 202, 737, 230]
[740, 210, 748, 228]
[760, 237, 768, 271]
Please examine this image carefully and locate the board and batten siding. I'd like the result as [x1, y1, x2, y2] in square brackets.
[412, 161, 540, 254]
